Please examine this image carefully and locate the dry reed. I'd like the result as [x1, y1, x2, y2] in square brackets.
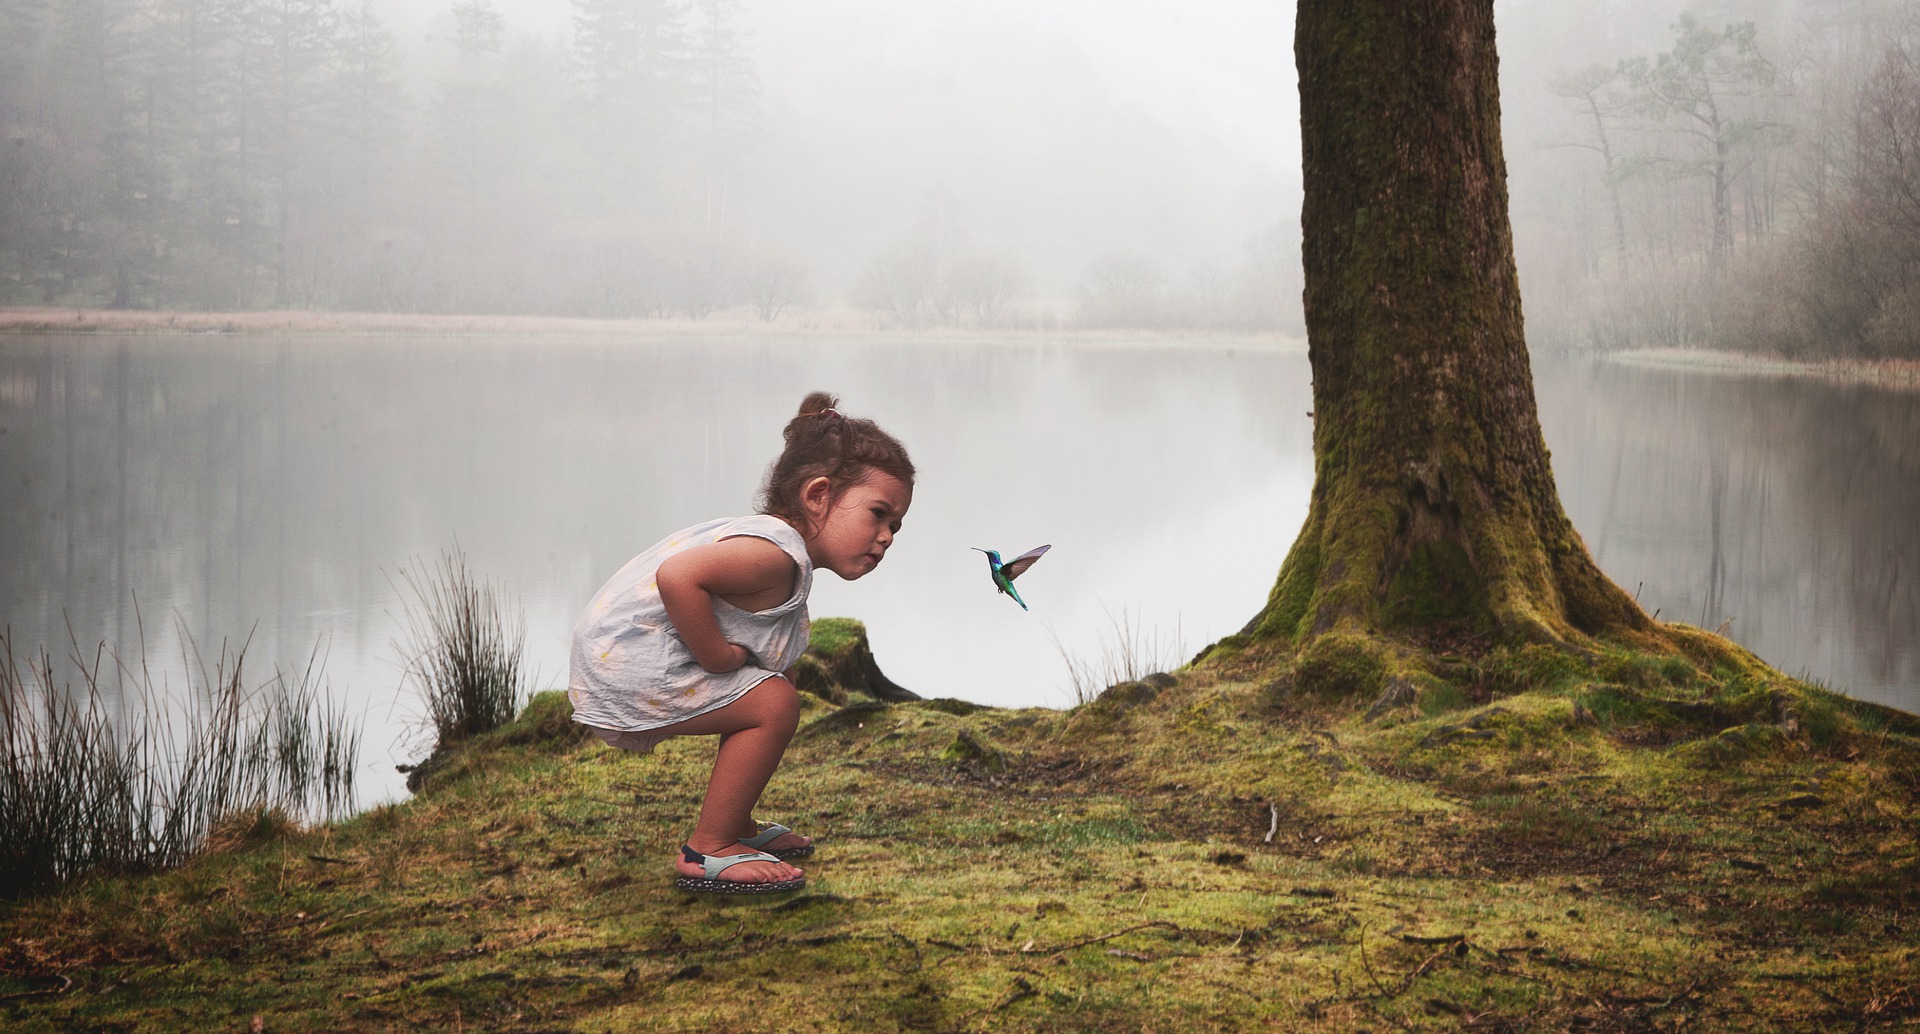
[0, 620, 360, 900]
[391, 549, 526, 752]
[1050, 605, 1187, 706]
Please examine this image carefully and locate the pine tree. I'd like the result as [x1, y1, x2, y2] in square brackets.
[238, 0, 341, 304]
[687, 0, 759, 233]
[571, 0, 688, 186]
[324, 1, 405, 307]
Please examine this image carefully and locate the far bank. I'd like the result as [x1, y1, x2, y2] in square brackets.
[0, 306, 1305, 352]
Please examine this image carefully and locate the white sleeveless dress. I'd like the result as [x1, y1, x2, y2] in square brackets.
[568, 515, 813, 749]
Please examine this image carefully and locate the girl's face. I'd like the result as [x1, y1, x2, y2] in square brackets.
[799, 472, 912, 580]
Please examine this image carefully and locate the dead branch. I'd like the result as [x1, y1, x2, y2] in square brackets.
[956, 976, 1037, 1025]
[1041, 920, 1181, 962]
[0, 973, 73, 1000]
[885, 927, 924, 973]
[1398, 933, 1469, 947]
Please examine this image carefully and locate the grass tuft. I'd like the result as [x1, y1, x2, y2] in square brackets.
[1050, 605, 1186, 706]
[0, 623, 359, 900]
[391, 548, 527, 753]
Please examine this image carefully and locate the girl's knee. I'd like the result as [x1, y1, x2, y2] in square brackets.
[760, 677, 801, 736]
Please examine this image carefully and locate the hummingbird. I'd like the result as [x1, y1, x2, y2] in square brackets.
[972, 544, 1051, 611]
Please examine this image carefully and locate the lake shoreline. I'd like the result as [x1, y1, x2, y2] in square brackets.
[0, 305, 1304, 351]
[1602, 346, 1920, 390]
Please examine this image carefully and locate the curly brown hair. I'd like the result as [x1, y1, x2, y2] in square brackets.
[758, 392, 915, 532]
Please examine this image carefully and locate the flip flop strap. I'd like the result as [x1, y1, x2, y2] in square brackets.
[738, 823, 794, 850]
[682, 845, 786, 880]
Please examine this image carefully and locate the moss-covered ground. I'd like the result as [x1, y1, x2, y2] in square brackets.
[3, 635, 1917, 1031]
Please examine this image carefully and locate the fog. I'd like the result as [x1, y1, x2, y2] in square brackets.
[386, 0, 1301, 307]
[7, 0, 1920, 800]
[21, 0, 1899, 332]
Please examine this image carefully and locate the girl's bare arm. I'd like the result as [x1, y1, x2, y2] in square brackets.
[656, 537, 798, 673]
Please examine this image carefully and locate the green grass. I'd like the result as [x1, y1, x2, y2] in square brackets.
[2, 637, 1917, 1031]
[806, 617, 864, 658]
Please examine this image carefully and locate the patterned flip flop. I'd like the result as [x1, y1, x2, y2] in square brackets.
[674, 845, 806, 895]
[740, 821, 814, 860]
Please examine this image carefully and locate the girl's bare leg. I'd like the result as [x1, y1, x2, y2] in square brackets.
[654, 676, 805, 884]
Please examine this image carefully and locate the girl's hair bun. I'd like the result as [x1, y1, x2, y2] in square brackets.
[760, 391, 914, 527]
[796, 391, 839, 418]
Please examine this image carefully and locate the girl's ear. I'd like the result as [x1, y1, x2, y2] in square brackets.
[799, 476, 834, 525]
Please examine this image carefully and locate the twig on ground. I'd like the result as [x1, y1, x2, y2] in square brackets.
[0, 974, 73, 1001]
[887, 927, 923, 973]
[1358, 998, 1419, 1034]
[1359, 927, 1391, 997]
[956, 976, 1037, 1025]
[1041, 920, 1181, 962]
[1265, 801, 1279, 843]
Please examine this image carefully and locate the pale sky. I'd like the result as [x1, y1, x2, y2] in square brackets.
[380, 0, 1301, 168]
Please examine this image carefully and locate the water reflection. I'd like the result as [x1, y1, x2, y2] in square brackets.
[1539, 359, 1920, 707]
[1, 337, 1913, 803]
[0, 335, 1312, 802]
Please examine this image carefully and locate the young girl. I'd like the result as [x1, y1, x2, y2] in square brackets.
[568, 392, 914, 894]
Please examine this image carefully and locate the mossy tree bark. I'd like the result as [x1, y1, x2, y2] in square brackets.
[1241, 0, 1657, 652]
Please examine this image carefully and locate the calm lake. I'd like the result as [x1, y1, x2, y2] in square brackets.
[2, 334, 1915, 803]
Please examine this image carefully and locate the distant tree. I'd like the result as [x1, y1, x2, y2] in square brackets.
[742, 252, 806, 322]
[325, 2, 407, 307]
[855, 235, 941, 328]
[133, 0, 246, 307]
[1076, 252, 1164, 328]
[687, 0, 760, 234]
[239, 0, 343, 304]
[427, 1, 509, 195]
[0, 0, 48, 298]
[1233, 221, 1305, 333]
[571, 0, 687, 182]
[420, 0, 514, 309]
[1786, 35, 1920, 357]
[1548, 63, 1632, 276]
[664, 238, 731, 318]
[1852, 41, 1920, 264]
[11, 0, 146, 303]
[1619, 16, 1789, 271]
[329, 3, 405, 192]
[854, 197, 1013, 328]
[1183, 257, 1228, 326]
[945, 254, 1029, 327]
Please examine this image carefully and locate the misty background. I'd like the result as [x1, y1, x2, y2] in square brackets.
[3, 0, 1915, 353]
[5, 0, 1920, 801]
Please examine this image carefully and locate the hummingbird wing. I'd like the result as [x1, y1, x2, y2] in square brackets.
[999, 544, 1051, 582]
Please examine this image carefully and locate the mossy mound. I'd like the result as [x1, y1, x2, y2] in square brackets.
[3, 636, 1916, 1032]
[1292, 633, 1390, 699]
[788, 617, 919, 705]
[938, 730, 1006, 771]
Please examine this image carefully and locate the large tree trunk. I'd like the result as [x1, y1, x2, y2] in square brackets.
[1241, 0, 1655, 651]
